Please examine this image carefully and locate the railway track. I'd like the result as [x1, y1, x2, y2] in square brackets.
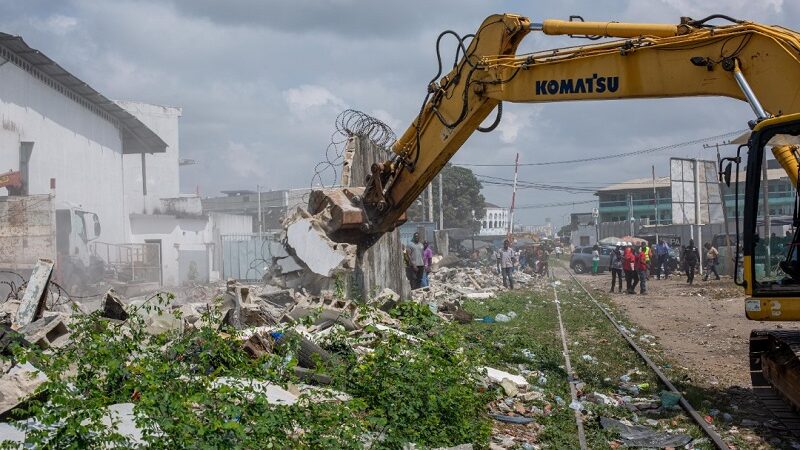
[557, 267, 800, 445]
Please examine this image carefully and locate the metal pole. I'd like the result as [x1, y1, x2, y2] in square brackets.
[257, 184, 262, 235]
[762, 150, 772, 275]
[438, 173, 444, 230]
[653, 165, 659, 243]
[694, 159, 703, 276]
[509, 153, 519, 235]
[427, 182, 434, 224]
[629, 193, 635, 236]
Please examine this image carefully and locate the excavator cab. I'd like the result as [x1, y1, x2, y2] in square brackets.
[735, 114, 800, 321]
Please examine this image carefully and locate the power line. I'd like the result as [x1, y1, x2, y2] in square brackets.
[456, 129, 746, 167]
[507, 199, 597, 209]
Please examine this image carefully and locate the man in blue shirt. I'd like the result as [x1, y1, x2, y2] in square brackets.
[655, 240, 670, 279]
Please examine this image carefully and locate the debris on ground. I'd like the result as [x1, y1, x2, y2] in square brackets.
[599, 416, 693, 448]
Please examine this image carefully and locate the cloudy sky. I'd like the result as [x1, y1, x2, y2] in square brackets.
[0, 0, 795, 227]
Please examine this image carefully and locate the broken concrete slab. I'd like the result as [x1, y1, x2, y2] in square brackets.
[14, 259, 54, 327]
[483, 367, 529, 389]
[98, 403, 148, 445]
[211, 377, 298, 405]
[17, 314, 70, 349]
[285, 210, 356, 278]
[0, 362, 48, 416]
[101, 289, 128, 321]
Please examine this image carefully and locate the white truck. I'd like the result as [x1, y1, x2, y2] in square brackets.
[0, 194, 103, 297]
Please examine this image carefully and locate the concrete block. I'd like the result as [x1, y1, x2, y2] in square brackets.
[14, 259, 54, 326]
[285, 215, 356, 278]
[101, 289, 128, 321]
[483, 367, 529, 388]
[17, 315, 70, 349]
[0, 362, 48, 415]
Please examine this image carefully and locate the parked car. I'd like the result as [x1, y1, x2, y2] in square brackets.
[570, 246, 614, 274]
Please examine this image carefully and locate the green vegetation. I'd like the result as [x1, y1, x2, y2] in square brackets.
[1, 296, 490, 449]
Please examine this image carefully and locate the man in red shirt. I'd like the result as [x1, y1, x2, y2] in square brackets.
[623, 244, 637, 294]
[635, 247, 648, 295]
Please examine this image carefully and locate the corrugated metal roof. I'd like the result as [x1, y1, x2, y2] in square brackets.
[0, 33, 166, 154]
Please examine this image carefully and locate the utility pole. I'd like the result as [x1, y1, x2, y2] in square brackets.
[693, 159, 703, 275]
[427, 182, 434, 224]
[508, 153, 519, 235]
[257, 184, 262, 235]
[628, 193, 635, 237]
[438, 173, 444, 229]
[652, 165, 658, 243]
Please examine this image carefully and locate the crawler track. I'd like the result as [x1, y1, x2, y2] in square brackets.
[749, 330, 800, 437]
[559, 268, 730, 450]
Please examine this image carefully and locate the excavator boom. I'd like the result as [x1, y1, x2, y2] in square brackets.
[307, 13, 800, 411]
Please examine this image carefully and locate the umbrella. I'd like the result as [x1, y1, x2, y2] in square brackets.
[620, 235, 648, 245]
[599, 237, 622, 245]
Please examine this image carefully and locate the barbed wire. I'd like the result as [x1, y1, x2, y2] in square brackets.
[311, 109, 397, 189]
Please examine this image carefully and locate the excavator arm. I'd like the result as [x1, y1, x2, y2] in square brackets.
[307, 13, 800, 410]
[311, 14, 800, 241]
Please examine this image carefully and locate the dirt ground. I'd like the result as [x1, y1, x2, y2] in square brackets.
[573, 272, 800, 390]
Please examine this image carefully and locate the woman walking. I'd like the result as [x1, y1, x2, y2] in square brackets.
[591, 244, 600, 276]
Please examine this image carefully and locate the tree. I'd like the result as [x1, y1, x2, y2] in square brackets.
[407, 164, 485, 230]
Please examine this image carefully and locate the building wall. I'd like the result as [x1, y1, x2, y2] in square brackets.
[128, 208, 251, 287]
[480, 207, 509, 236]
[598, 187, 672, 224]
[0, 58, 127, 244]
[118, 101, 182, 217]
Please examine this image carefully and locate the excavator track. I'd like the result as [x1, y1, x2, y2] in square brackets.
[749, 329, 800, 437]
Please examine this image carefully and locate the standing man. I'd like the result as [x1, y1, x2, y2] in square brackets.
[683, 239, 699, 285]
[655, 240, 670, 279]
[608, 243, 624, 293]
[635, 247, 648, 294]
[408, 233, 425, 289]
[624, 243, 637, 294]
[422, 241, 434, 287]
[499, 239, 516, 289]
[703, 242, 721, 281]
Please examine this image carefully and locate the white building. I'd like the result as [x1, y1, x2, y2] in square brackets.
[0, 32, 250, 288]
[479, 202, 509, 236]
[0, 33, 167, 245]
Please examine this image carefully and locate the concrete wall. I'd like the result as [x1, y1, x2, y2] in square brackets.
[344, 135, 411, 301]
[129, 200, 251, 286]
[118, 101, 182, 216]
[0, 58, 127, 245]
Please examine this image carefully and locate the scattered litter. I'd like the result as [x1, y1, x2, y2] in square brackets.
[600, 416, 692, 448]
[489, 414, 534, 425]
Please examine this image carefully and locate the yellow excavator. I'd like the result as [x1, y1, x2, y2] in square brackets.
[309, 14, 800, 411]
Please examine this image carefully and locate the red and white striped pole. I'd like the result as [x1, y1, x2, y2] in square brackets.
[508, 152, 519, 237]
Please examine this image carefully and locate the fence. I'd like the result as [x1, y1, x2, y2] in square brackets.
[91, 242, 162, 285]
[220, 233, 282, 282]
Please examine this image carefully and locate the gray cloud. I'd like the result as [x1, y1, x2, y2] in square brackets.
[0, 0, 797, 226]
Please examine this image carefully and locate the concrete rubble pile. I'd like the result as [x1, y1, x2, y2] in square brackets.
[412, 265, 545, 318]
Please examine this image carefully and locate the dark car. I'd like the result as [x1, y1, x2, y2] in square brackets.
[570, 245, 614, 274]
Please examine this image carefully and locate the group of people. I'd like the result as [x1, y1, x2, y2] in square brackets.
[404, 232, 434, 289]
[493, 240, 554, 290]
[601, 238, 721, 295]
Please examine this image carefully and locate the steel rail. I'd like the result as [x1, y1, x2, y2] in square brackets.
[560, 268, 730, 450]
[549, 269, 589, 450]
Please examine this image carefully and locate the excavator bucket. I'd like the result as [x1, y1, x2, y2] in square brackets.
[307, 187, 369, 242]
[306, 187, 406, 245]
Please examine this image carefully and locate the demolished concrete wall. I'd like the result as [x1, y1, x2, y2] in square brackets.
[343, 135, 411, 301]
